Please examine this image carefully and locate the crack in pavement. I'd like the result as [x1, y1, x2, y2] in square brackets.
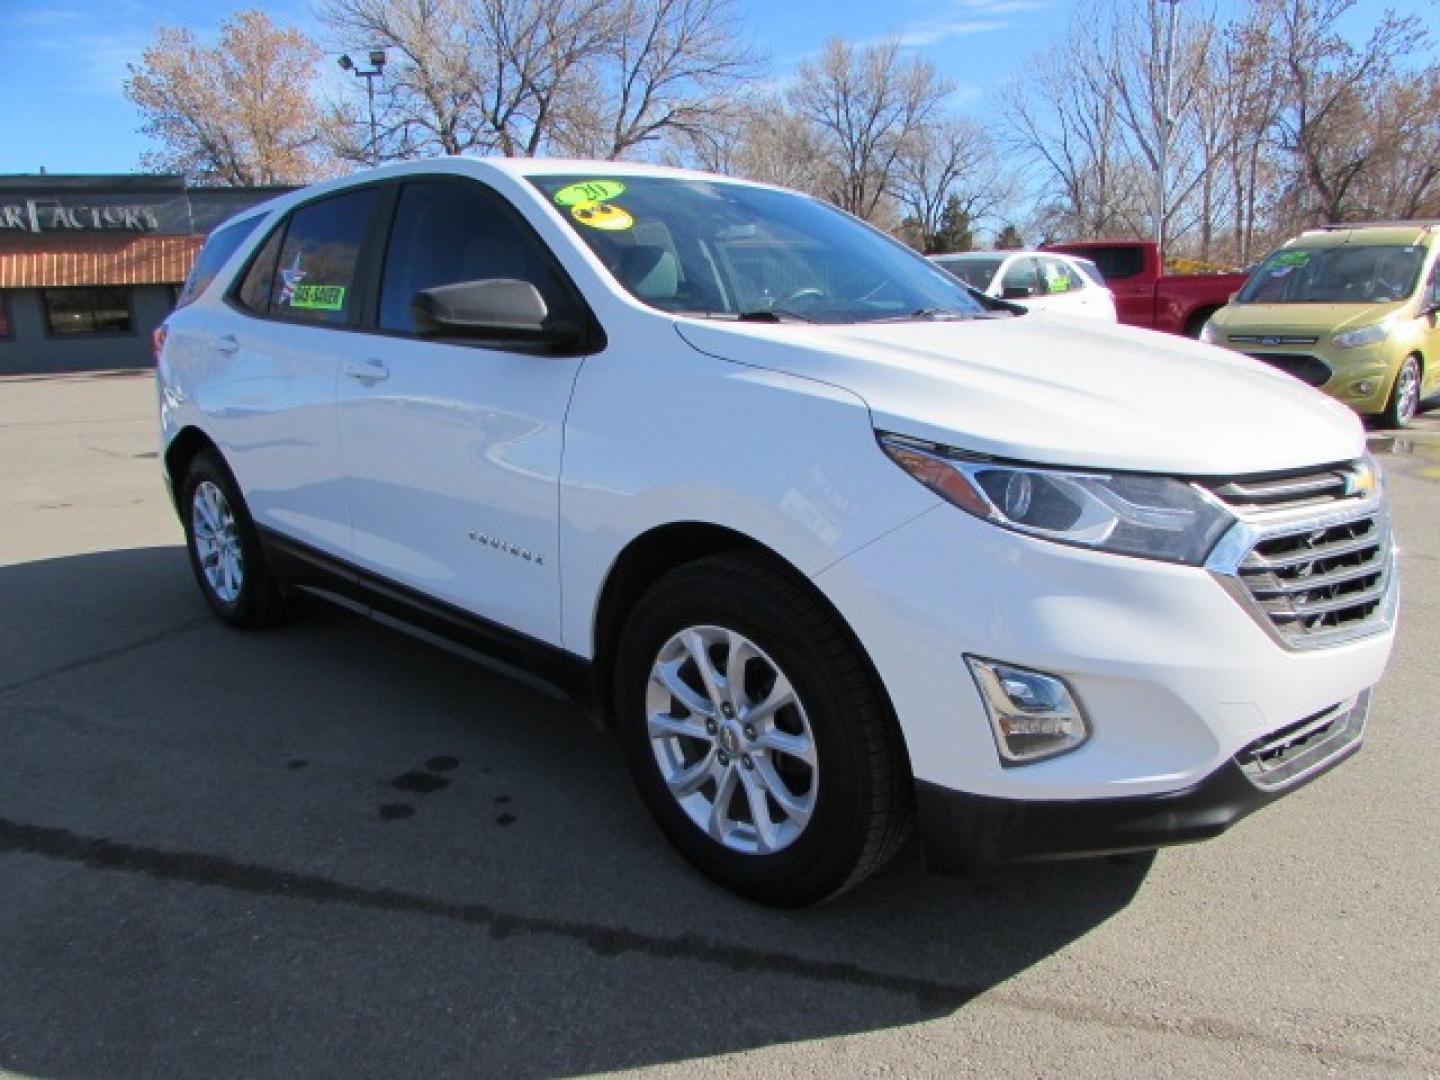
[0, 617, 211, 696]
[0, 816, 1430, 1071]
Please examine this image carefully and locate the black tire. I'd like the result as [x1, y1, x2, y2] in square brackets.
[1378, 355, 1422, 430]
[614, 553, 913, 907]
[181, 449, 288, 629]
[1184, 309, 1217, 339]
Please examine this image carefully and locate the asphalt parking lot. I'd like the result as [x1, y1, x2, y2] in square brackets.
[1, 370, 1438, 1078]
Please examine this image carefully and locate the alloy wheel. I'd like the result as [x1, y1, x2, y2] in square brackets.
[1396, 361, 1420, 426]
[645, 625, 818, 855]
[191, 479, 244, 603]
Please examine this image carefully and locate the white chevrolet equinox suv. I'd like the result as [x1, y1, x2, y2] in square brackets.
[157, 158, 1397, 906]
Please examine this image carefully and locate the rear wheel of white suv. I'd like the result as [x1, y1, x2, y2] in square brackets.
[615, 553, 913, 907]
[181, 449, 288, 629]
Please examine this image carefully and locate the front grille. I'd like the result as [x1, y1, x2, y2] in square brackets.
[1211, 468, 1351, 511]
[1228, 334, 1319, 346]
[1246, 352, 1332, 387]
[1236, 514, 1392, 645]
[1206, 460, 1395, 649]
[1236, 691, 1368, 790]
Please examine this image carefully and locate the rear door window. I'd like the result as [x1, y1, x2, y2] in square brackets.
[270, 188, 381, 326]
[1001, 258, 1041, 297]
[1039, 256, 1083, 294]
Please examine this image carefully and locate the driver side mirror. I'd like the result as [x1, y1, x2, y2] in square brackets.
[412, 279, 581, 346]
[1001, 284, 1035, 300]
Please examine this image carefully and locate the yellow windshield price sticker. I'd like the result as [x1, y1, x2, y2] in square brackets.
[572, 201, 634, 231]
[291, 284, 347, 311]
[554, 180, 626, 207]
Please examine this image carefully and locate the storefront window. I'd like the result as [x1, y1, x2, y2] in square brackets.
[42, 287, 132, 336]
[0, 293, 11, 339]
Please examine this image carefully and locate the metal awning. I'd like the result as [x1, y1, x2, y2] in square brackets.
[0, 234, 202, 288]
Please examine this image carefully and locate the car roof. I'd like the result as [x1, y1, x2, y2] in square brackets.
[1286, 224, 1435, 249]
[932, 250, 1062, 260]
[237, 155, 783, 225]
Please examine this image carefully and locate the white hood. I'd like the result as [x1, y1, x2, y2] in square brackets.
[674, 310, 1364, 477]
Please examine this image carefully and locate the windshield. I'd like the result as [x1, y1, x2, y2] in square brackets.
[934, 256, 1002, 290]
[528, 175, 992, 323]
[1237, 245, 1426, 304]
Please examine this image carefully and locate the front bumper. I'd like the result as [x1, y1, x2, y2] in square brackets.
[916, 691, 1369, 870]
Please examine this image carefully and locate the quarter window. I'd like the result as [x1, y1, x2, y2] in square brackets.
[235, 223, 286, 315]
[178, 214, 263, 308]
[1083, 246, 1144, 281]
[378, 180, 579, 335]
[269, 187, 380, 325]
[42, 287, 132, 335]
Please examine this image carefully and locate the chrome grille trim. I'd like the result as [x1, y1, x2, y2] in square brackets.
[1235, 691, 1369, 791]
[1212, 471, 1348, 507]
[1205, 488, 1396, 651]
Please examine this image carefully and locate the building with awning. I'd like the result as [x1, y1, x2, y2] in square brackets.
[0, 175, 291, 374]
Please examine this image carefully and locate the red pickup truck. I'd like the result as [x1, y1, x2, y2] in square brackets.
[1044, 240, 1250, 338]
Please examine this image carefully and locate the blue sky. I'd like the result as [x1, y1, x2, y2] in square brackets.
[0, 0, 1417, 177]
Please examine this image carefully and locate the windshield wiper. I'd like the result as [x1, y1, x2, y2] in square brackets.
[736, 307, 816, 323]
[869, 307, 975, 323]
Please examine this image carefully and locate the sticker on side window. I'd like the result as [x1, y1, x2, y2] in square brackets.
[290, 284, 347, 311]
[554, 180, 626, 207]
[1273, 251, 1311, 268]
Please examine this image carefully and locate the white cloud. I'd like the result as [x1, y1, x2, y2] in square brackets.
[28, 31, 149, 96]
[874, 0, 1048, 50]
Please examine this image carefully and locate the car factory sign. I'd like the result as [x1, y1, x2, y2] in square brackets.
[0, 198, 161, 233]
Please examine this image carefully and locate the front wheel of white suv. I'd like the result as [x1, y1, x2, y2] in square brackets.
[614, 553, 914, 906]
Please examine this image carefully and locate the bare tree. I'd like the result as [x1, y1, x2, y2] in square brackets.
[554, 0, 759, 159]
[1215, 8, 1284, 264]
[323, 0, 485, 160]
[664, 95, 837, 193]
[1100, 0, 1216, 252]
[892, 117, 1012, 252]
[1270, 0, 1427, 223]
[1001, 33, 1141, 239]
[320, 0, 622, 158]
[790, 38, 952, 220]
[1358, 67, 1440, 219]
[125, 10, 335, 184]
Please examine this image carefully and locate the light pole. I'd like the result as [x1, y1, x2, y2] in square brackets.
[1156, 0, 1181, 260]
[339, 49, 387, 167]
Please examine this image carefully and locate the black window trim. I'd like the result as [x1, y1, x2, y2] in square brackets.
[224, 173, 606, 357]
[224, 179, 391, 332]
[40, 285, 136, 340]
[364, 173, 605, 357]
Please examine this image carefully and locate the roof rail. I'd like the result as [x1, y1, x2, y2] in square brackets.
[1309, 220, 1439, 232]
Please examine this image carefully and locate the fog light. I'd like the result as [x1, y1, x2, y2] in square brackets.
[1354, 380, 1375, 396]
[966, 656, 1090, 765]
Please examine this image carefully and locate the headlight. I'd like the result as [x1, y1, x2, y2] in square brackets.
[879, 435, 1234, 565]
[1333, 318, 1394, 348]
[1198, 319, 1221, 344]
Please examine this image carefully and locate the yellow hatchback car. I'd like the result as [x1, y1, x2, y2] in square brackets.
[1202, 223, 1440, 427]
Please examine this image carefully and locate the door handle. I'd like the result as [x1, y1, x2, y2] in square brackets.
[215, 334, 240, 355]
[343, 359, 389, 382]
